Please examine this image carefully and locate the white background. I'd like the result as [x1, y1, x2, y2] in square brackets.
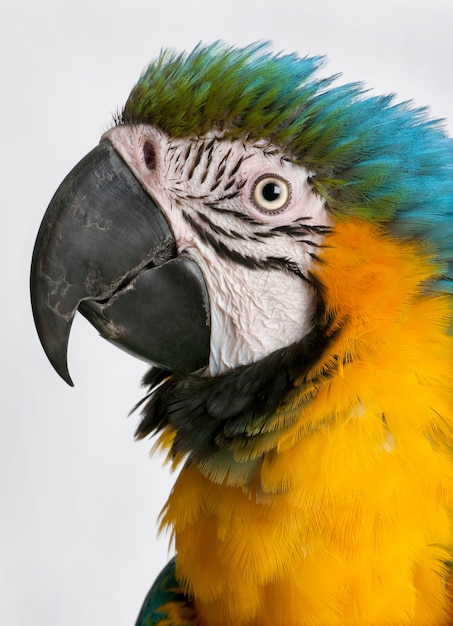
[1, 0, 452, 623]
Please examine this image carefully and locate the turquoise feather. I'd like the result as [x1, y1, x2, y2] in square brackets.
[134, 558, 195, 626]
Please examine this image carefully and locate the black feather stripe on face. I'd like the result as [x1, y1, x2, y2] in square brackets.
[181, 210, 325, 285]
[162, 135, 330, 281]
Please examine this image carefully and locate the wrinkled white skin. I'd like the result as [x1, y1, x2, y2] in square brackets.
[104, 125, 331, 376]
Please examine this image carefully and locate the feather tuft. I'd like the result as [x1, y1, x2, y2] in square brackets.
[120, 42, 453, 291]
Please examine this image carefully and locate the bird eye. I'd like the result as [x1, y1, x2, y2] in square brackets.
[252, 175, 291, 213]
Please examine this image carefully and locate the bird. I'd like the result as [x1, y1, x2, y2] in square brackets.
[31, 42, 453, 625]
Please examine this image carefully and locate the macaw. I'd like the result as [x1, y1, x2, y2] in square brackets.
[31, 43, 453, 625]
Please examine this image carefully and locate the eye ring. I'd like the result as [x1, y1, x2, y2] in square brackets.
[251, 174, 291, 214]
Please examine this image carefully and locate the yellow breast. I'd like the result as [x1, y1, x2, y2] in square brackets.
[160, 220, 453, 625]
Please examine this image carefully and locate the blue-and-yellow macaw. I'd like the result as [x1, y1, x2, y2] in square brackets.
[31, 43, 453, 625]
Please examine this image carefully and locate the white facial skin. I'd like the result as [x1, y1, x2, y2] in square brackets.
[104, 125, 331, 376]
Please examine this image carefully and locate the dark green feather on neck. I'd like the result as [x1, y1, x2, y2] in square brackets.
[134, 558, 197, 626]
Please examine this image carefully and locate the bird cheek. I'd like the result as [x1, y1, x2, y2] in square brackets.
[160, 209, 200, 257]
[175, 231, 199, 256]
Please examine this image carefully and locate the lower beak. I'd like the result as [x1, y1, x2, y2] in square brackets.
[30, 140, 210, 385]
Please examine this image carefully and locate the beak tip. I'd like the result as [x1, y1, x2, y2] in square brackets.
[40, 339, 75, 387]
[31, 292, 76, 387]
[60, 368, 75, 387]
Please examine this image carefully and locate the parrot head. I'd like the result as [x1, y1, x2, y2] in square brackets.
[31, 42, 453, 470]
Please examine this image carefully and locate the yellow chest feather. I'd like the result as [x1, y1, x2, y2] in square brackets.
[161, 221, 453, 625]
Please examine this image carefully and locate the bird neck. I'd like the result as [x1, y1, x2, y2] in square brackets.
[159, 219, 453, 624]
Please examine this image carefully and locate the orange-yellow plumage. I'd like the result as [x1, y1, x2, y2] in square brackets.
[159, 219, 453, 625]
[28, 42, 453, 626]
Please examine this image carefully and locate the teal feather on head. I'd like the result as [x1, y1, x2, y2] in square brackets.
[120, 42, 453, 293]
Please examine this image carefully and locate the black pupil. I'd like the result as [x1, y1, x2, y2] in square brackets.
[262, 182, 282, 202]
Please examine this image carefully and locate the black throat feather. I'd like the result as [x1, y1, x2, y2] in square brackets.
[134, 293, 336, 465]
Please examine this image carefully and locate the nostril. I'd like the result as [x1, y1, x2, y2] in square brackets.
[143, 141, 156, 171]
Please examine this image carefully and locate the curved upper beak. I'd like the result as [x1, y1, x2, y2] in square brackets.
[30, 140, 210, 385]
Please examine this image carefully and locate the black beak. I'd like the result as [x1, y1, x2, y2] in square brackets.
[31, 140, 210, 385]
